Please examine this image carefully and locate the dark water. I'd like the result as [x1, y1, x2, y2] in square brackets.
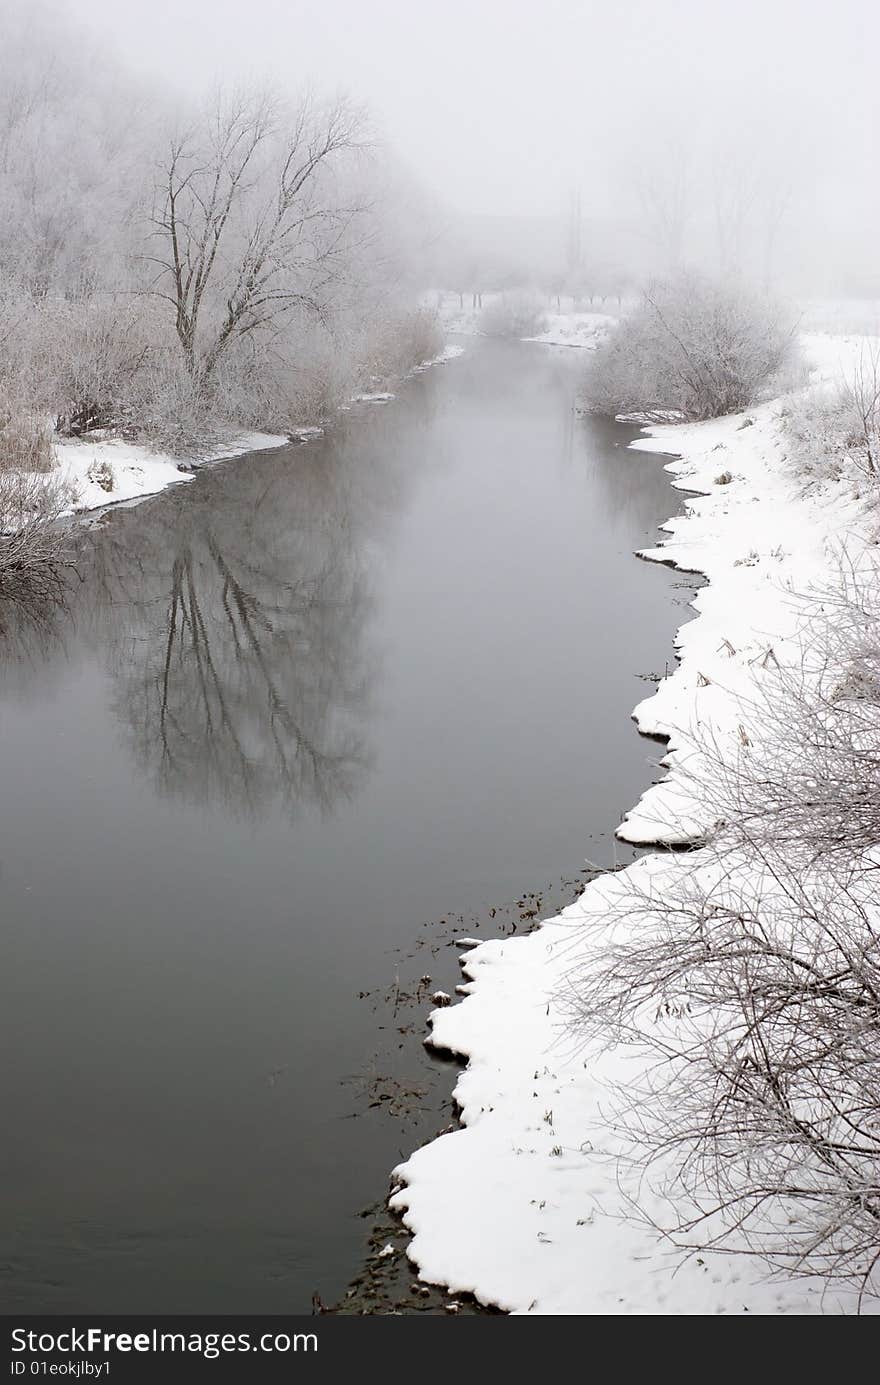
[0, 338, 685, 1313]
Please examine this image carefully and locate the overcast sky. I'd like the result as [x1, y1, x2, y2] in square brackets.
[61, 0, 877, 222]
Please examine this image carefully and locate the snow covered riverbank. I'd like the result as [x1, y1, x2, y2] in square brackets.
[19, 344, 468, 522]
[390, 333, 880, 1315]
[431, 292, 615, 349]
[54, 430, 288, 516]
[523, 311, 616, 348]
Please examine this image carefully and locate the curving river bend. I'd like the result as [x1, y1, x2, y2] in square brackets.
[0, 337, 687, 1312]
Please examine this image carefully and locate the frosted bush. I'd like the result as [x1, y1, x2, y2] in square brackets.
[783, 348, 880, 483]
[0, 405, 55, 473]
[585, 273, 796, 421]
[479, 291, 548, 339]
[356, 306, 445, 384]
[125, 358, 231, 458]
[47, 298, 161, 438]
[567, 572, 880, 1297]
[86, 460, 115, 493]
[0, 472, 74, 580]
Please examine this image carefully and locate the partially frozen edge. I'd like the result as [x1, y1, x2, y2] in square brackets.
[390, 331, 880, 1315]
[407, 342, 466, 372]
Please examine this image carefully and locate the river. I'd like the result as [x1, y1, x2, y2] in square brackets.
[0, 336, 688, 1312]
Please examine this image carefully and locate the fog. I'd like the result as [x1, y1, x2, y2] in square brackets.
[3, 0, 879, 300]
[51, 0, 879, 296]
[4, 0, 880, 1324]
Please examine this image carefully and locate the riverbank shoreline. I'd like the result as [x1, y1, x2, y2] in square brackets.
[2, 330, 693, 1315]
[389, 331, 880, 1314]
[329, 869, 609, 1315]
[430, 291, 615, 349]
[11, 345, 467, 527]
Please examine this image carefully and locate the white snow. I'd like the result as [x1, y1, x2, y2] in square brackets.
[521, 312, 615, 349]
[390, 332, 880, 1315]
[407, 343, 466, 373]
[430, 291, 615, 348]
[54, 430, 287, 516]
[289, 424, 325, 442]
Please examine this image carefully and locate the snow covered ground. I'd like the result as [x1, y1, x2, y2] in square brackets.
[522, 311, 616, 348]
[390, 333, 880, 1315]
[431, 291, 615, 348]
[54, 430, 288, 516]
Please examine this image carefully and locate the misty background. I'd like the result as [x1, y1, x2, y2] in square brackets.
[48, 0, 880, 298]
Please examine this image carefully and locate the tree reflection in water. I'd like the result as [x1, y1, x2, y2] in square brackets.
[111, 445, 383, 817]
[0, 572, 73, 695]
[142, 527, 368, 817]
[15, 432, 408, 820]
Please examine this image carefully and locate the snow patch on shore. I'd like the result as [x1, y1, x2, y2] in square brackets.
[408, 343, 466, 372]
[390, 333, 879, 1315]
[431, 292, 615, 348]
[522, 312, 615, 349]
[55, 430, 287, 516]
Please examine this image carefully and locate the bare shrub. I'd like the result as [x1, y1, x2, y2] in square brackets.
[479, 290, 548, 339]
[784, 343, 880, 484]
[0, 406, 55, 473]
[0, 471, 74, 581]
[47, 297, 157, 437]
[208, 322, 359, 433]
[86, 460, 115, 493]
[118, 349, 234, 457]
[398, 306, 445, 368]
[208, 306, 445, 436]
[356, 306, 445, 384]
[585, 272, 796, 421]
[565, 569, 880, 1302]
[284, 346, 356, 426]
[0, 293, 178, 448]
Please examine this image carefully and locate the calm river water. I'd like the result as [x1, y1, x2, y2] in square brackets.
[0, 337, 686, 1312]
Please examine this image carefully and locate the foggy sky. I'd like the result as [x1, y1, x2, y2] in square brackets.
[56, 0, 880, 288]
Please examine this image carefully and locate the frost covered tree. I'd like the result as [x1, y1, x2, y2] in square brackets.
[0, 0, 439, 459]
[0, 2, 148, 299]
[147, 91, 365, 385]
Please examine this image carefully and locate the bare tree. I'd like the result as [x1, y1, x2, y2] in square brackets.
[147, 91, 365, 385]
[633, 146, 690, 274]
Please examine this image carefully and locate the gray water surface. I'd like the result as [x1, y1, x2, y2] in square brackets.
[0, 338, 685, 1312]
